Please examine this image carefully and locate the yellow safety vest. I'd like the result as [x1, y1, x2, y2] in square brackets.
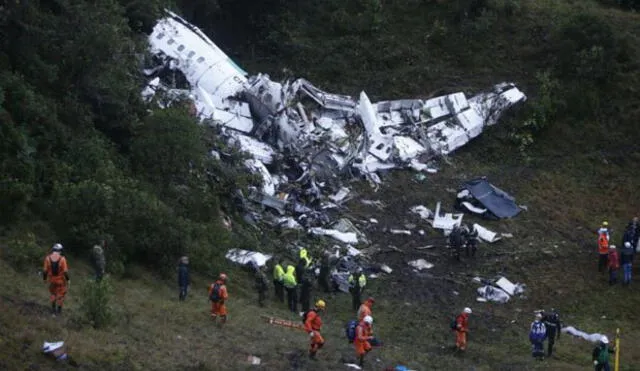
[273, 264, 285, 281]
[349, 273, 366, 288]
[283, 266, 297, 288]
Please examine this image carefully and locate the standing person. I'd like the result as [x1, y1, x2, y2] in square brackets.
[348, 268, 367, 312]
[252, 263, 269, 307]
[178, 256, 190, 301]
[209, 273, 229, 324]
[453, 307, 472, 351]
[300, 271, 312, 313]
[272, 258, 285, 303]
[592, 335, 614, 371]
[357, 297, 375, 322]
[626, 217, 640, 250]
[607, 245, 620, 285]
[464, 225, 479, 258]
[318, 252, 331, 293]
[43, 243, 70, 315]
[304, 300, 326, 359]
[598, 224, 610, 273]
[355, 315, 374, 367]
[529, 313, 547, 361]
[91, 239, 106, 282]
[542, 309, 562, 357]
[620, 241, 634, 286]
[449, 225, 464, 261]
[283, 265, 298, 313]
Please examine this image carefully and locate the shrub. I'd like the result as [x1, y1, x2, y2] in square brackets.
[3, 231, 42, 272]
[80, 277, 114, 328]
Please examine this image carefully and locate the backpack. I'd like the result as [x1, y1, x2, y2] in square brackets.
[209, 283, 222, 302]
[345, 320, 358, 343]
[302, 309, 316, 324]
[529, 321, 546, 342]
[50, 257, 60, 276]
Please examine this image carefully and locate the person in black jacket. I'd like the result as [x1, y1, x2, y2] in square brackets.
[542, 309, 562, 357]
[300, 271, 313, 312]
[318, 252, 331, 293]
[449, 225, 464, 261]
[252, 262, 269, 307]
[620, 242, 634, 285]
[178, 256, 190, 301]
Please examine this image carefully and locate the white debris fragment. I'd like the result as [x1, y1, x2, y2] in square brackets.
[225, 249, 272, 267]
[473, 223, 502, 243]
[410, 205, 433, 220]
[247, 355, 261, 365]
[229, 134, 275, 164]
[244, 159, 275, 196]
[477, 285, 510, 303]
[345, 364, 362, 370]
[461, 201, 487, 215]
[390, 229, 412, 235]
[432, 202, 463, 231]
[347, 245, 361, 256]
[380, 264, 393, 274]
[369, 218, 379, 224]
[495, 277, 518, 296]
[309, 228, 358, 244]
[408, 259, 434, 270]
[328, 187, 351, 203]
[276, 217, 303, 230]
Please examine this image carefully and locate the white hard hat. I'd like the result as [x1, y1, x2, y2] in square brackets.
[601, 335, 609, 344]
[52, 243, 63, 251]
[464, 307, 472, 314]
[610, 245, 616, 249]
[625, 242, 631, 248]
[364, 315, 373, 325]
[535, 313, 543, 319]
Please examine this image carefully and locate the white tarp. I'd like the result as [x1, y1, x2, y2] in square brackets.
[225, 248, 272, 267]
[410, 205, 433, 220]
[561, 326, 606, 343]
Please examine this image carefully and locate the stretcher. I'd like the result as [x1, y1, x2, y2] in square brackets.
[261, 315, 305, 331]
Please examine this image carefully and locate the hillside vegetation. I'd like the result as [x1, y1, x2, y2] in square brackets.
[2, 0, 640, 370]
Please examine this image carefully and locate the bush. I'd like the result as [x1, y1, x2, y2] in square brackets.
[3, 232, 42, 272]
[80, 277, 114, 329]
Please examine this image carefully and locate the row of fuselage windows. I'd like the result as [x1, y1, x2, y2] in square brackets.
[156, 32, 206, 64]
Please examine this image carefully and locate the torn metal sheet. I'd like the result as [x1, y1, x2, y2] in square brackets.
[432, 202, 463, 231]
[460, 201, 487, 215]
[477, 285, 510, 303]
[225, 248, 272, 267]
[331, 218, 368, 244]
[461, 178, 522, 219]
[328, 187, 351, 203]
[244, 159, 275, 196]
[228, 133, 276, 164]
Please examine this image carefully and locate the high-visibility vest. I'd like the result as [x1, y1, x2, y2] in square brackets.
[598, 233, 609, 254]
[273, 264, 285, 281]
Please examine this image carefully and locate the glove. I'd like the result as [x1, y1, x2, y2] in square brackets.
[593, 360, 598, 366]
[309, 331, 315, 338]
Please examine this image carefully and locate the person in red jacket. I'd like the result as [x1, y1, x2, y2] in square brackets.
[454, 307, 472, 351]
[43, 243, 70, 315]
[607, 245, 620, 285]
[355, 315, 374, 367]
[209, 273, 229, 324]
[304, 300, 326, 359]
[357, 297, 375, 322]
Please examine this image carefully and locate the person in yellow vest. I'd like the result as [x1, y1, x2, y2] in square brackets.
[283, 265, 298, 313]
[300, 248, 312, 268]
[348, 267, 367, 311]
[272, 257, 285, 303]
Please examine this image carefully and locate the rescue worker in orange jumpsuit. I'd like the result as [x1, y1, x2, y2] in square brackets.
[209, 273, 229, 324]
[42, 243, 70, 315]
[304, 300, 326, 359]
[357, 297, 375, 322]
[597, 223, 610, 273]
[355, 315, 374, 367]
[455, 307, 472, 351]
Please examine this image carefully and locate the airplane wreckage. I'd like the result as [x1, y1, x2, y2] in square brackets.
[142, 11, 527, 271]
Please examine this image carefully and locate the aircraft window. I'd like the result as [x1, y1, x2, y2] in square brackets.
[177, 45, 185, 52]
[156, 33, 165, 40]
[167, 39, 175, 45]
[188, 51, 196, 58]
[197, 57, 205, 63]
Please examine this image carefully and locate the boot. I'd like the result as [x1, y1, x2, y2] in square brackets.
[51, 302, 57, 315]
[56, 306, 62, 315]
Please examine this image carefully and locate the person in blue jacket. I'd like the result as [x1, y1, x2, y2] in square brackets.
[529, 312, 547, 360]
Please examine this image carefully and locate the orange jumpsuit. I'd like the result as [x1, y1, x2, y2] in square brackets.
[43, 252, 69, 307]
[304, 310, 324, 356]
[455, 313, 469, 350]
[354, 321, 373, 356]
[357, 301, 372, 322]
[209, 280, 228, 318]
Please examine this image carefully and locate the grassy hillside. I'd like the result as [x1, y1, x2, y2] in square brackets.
[2, 0, 640, 370]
